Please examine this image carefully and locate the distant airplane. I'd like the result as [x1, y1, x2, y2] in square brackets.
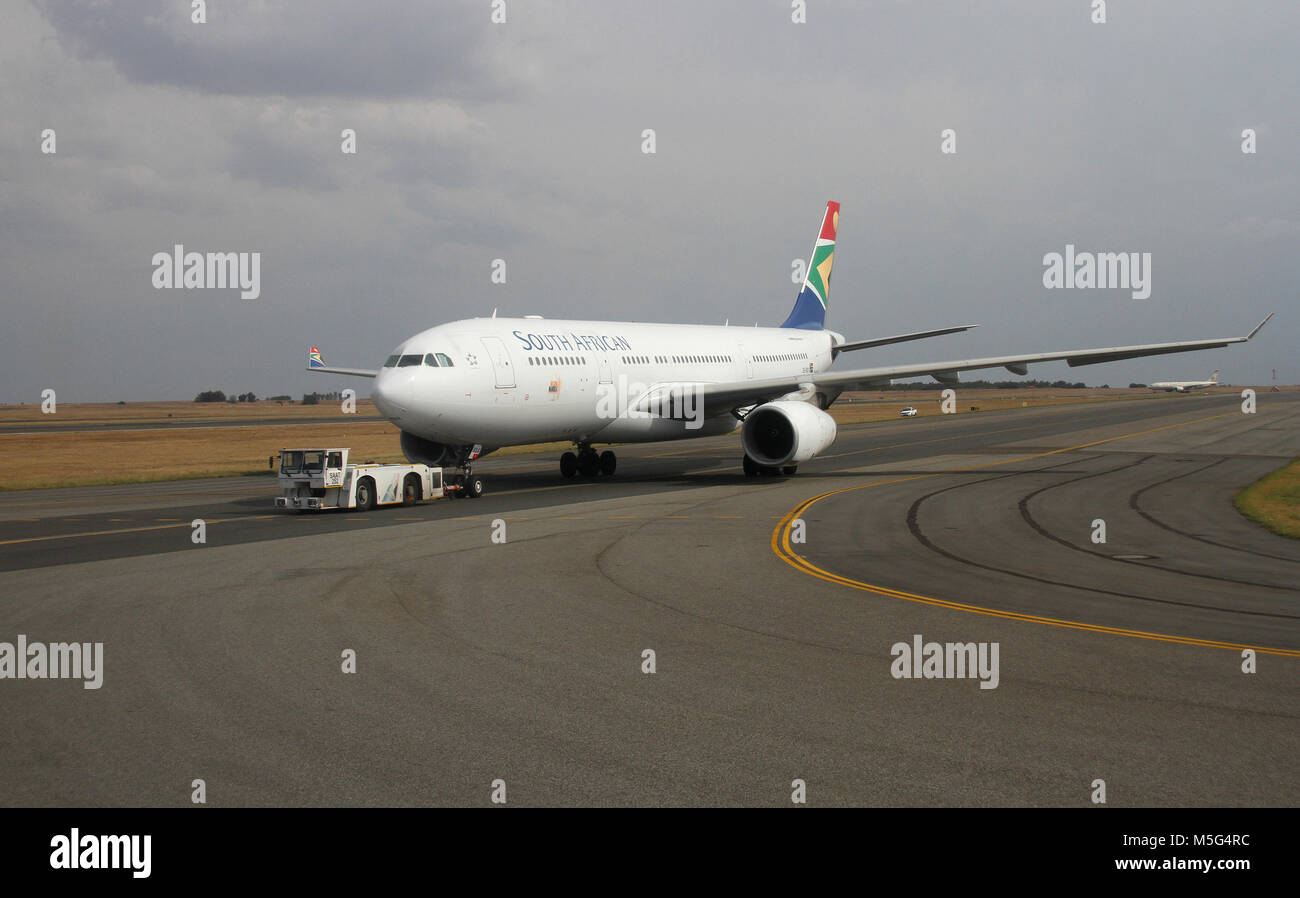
[308, 202, 1273, 492]
[1150, 369, 1222, 392]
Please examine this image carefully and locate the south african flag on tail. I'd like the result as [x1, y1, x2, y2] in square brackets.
[780, 201, 838, 330]
[308, 347, 325, 369]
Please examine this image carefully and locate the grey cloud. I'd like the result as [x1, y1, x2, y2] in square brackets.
[36, 0, 527, 100]
[2, 0, 1296, 401]
[226, 125, 341, 192]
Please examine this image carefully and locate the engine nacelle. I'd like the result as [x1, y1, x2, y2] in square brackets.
[741, 401, 837, 467]
[399, 431, 455, 467]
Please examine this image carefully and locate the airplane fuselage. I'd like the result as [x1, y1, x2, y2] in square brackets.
[372, 317, 838, 451]
[1150, 369, 1220, 393]
[1150, 381, 1217, 393]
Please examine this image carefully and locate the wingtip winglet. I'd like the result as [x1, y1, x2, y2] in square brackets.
[1246, 313, 1274, 340]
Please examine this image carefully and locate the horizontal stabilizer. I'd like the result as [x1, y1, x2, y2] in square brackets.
[834, 325, 978, 354]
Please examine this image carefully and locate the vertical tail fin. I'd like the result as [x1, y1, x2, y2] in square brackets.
[780, 201, 839, 330]
[1210, 369, 1219, 383]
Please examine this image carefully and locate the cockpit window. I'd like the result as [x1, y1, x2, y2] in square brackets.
[383, 355, 399, 367]
[424, 354, 439, 367]
[436, 353, 453, 367]
[398, 354, 422, 367]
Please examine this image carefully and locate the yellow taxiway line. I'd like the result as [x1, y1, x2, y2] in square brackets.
[771, 411, 1300, 658]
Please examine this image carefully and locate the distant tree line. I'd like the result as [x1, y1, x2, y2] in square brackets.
[194, 390, 260, 403]
[301, 391, 343, 405]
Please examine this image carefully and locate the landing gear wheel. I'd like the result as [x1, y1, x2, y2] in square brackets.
[578, 453, 599, 477]
[560, 451, 578, 478]
[742, 455, 759, 478]
[761, 466, 779, 477]
[356, 478, 377, 511]
[781, 465, 798, 476]
[598, 450, 617, 476]
[465, 475, 485, 498]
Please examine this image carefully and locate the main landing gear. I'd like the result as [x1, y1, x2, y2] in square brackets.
[742, 455, 797, 478]
[561, 444, 616, 478]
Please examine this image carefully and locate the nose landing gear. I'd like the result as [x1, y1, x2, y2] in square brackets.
[447, 445, 485, 499]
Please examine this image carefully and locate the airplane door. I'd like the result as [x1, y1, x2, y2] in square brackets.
[481, 336, 516, 388]
[598, 357, 613, 384]
[738, 344, 752, 379]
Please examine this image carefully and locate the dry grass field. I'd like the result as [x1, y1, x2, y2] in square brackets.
[0, 388, 1260, 490]
[0, 422, 403, 489]
[0, 398, 378, 427]
[1235, 457, 1300, 539]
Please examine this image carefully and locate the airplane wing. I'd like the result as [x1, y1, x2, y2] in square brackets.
[306, 347, 378, 378]
[634, 314, 1273, 417]
[833, 324, 979, 354]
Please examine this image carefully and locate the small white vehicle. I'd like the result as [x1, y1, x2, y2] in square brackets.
[900, 406, 918, 417]
[274, 447, 478, 511]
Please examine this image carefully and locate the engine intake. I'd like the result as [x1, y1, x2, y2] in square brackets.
[741, 401, 837, 467]
[400, 431, 454, 467]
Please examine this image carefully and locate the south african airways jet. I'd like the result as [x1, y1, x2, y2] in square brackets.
[308, 202, 1271, 495]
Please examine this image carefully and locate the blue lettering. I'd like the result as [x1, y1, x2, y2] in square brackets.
[528, 333, 544, 350]
[512, 330, 531, 349]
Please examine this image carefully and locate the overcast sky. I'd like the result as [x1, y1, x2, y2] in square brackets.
[3, 0, 1296, 402]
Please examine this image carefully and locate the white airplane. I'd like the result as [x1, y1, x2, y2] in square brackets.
[308, 202, 1273, 495]
[1150, 369, 1222, 392]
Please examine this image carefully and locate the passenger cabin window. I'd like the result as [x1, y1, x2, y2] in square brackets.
[398, 354, 422, 367]
[384, 355, 399, 367]
[437, 353, 453, 367]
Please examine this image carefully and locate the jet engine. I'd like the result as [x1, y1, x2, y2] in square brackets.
[400, 431, 455, 467]
[741, 401, 837, 467]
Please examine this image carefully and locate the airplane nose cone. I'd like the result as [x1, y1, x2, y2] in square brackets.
[372, 373, 408, 420]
